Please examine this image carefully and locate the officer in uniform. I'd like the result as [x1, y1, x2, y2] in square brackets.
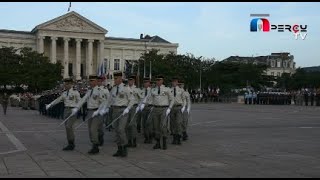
[1, 92, 9, 115]
[170, 77, 186, 145]
[73, 75, 105, 154]
[126, 75, 143, 148]
[179, 81, 191, 141]
[140, 77, 153, 144]
[46, 78, 81, 150]
[97, 76, 110, 129]
[151, 75, 174, 150]
[107, 71, 134, 157]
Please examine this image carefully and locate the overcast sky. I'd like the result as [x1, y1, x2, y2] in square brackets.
[0, 2, 319, 67]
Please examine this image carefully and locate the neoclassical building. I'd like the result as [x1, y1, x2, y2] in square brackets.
[0, 11, 178, 84]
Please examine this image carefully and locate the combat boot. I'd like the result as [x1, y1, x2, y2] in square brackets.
[132, 138, 137, 148]
[88, 144, 99, 155]
[113, 146, 122, 157]
[126, 139, 133, 148]
[177, 135, 182, 145]
[121, 146, 128, 157]
[172, 134, 177, 145]
[162, 137, 167, 150]
[153, 139, 161, 149]
[144, 134, 148, 144]
[182, 131, 188, 141]
[148, 134, 153, 144]
[63, 141, 75, 151]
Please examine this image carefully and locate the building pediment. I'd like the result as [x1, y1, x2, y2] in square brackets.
[32, 11, 107, 34]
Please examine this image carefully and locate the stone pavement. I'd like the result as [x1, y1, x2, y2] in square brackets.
[0, 104, 320, 178]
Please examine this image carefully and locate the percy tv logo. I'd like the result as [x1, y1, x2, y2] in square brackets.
[250, 14, 307, 40]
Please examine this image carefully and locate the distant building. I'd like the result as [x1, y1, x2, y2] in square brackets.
[0, 11, 178, 85]
[223, 52, 296, 77]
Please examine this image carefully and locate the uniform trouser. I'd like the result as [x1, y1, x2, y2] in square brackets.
[112, 107, 129, 146]
[152, 107, 169, 139]
[87, 109, 104, 145]
[106, 108, 113, 126]
[126, 105, 138, 141]
[181, 111, 189, 133]
[64, 108, 79, 143]
[170, 106, 183, 136]
[142, 106, 153, 138]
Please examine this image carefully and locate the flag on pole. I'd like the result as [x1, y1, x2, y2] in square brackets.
[68, 2, 71, 12]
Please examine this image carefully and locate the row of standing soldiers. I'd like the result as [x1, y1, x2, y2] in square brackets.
[45, 73, 191, 157]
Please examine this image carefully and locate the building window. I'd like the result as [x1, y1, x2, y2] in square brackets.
[114, 59, 120, 71]
[277, 72, 281, 77]
[283, 61, 287, 68]
[277, 60, 281, 68]
[271, 72, 274, 76]
[271, 60, 275, 67]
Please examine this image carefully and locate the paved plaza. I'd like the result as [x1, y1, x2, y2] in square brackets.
[0, 103, 319, 178]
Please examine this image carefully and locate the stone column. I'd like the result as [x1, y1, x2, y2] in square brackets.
[38, 36, 45, 54]
[63, 38, 70, 79]
[50, 36, 57, 64]
[75, 38, 82, 80]
[87, 39, 94, 76]
[96, 40, 104, 73]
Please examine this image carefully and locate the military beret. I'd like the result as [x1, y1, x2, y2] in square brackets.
[63, 78, 73, 83]
[156, 75, 164, 80]
[172, 77, 179, 81]
[89, 75, 98, 80]
[113, 71, 123, 77]
[143, 77, 151, 81]
[128, 75, 136, 80]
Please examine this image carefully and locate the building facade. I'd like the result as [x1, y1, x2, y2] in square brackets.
[0, 11, 178, 85]
[223, 52, 296, 77]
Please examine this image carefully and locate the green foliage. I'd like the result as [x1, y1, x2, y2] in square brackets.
[276, 68, 320, 89]
[0, 47, 62, 93]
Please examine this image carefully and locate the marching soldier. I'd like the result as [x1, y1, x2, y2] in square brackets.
[179, 81, 191, 141]
[105, 71, 134, 157]
[97, 76, 110, 131]
[170, 77, 186, 145]
[46, 78, 81, 151]
[126, 75, 143, 148]
[151, 75, 174, 150]
[1, 92, 9, 115]
[72, 75, 105, 154]
[140, 77, 153, 144]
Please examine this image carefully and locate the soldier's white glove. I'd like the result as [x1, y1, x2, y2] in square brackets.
[181, 106, 185, 113]
[71, 107, 79, 116]
[140, 104, 145, 111]
[122, 108, 130, 116]
[45, 104, 51, 110]
[99, 108, 109, 116]
[135, 106, 140, 113]
[92, 110, 99, 117]
[166, 108, 171, 116]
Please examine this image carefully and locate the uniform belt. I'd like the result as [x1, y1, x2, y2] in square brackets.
[87, 108, 98, 111]
[154, 105, 168, 108]
[148, 105, 153, 107]
[175, 105, 182, 107]
[111, 106, 126, 108]
[65, 107, 75, 109]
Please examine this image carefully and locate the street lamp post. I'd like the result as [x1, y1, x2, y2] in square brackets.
[199, 56, 202, 92]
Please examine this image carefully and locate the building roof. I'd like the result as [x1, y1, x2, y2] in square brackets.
[107, 35, 171, 44]
[0, 29, 33, 35]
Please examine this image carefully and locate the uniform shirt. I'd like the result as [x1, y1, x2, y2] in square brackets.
[141, 87, 153, 105]
[49, 88, 80, 108]
[100, 85, 110, 103]
[170, 86, 187, 107]
[151, 84, 174, 108]
[76, 86, 104, 110]
[183, 90, 191, 109]
[128, 85, 143, 105]
[109, 83, 135, 110]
